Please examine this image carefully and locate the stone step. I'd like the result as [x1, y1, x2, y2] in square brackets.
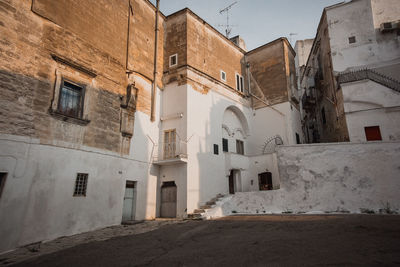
[200, 204, 212, 209]
[206, 201, 216, 206]
[187, 213, 203, 220]
[193, 209, 205, 214]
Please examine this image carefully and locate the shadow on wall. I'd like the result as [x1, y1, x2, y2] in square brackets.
[194, 95, 251, 210]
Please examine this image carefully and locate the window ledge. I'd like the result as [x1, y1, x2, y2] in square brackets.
[49, 109, 90, 126]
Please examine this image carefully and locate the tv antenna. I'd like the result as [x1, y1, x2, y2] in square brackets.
[218, 1, 238, 38]
[289, 33, 298, 45]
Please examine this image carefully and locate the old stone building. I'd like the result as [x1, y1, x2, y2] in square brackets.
[300, 0, 400, 143]
[0, 0, 302, 253]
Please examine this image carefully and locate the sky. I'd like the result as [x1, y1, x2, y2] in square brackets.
[149, 0, 344, 50]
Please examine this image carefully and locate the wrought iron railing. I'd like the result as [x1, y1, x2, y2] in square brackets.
[153, 141, 187, 162]
[261, 135, 284, 154]
[338, 68, 400, 93]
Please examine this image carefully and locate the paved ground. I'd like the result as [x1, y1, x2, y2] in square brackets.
[0, 220, 185, 266]
[5, 215, 400, 266]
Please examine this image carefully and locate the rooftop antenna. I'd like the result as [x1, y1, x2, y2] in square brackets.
[218, 1, 238, 38]
[289, 33, 298, 45]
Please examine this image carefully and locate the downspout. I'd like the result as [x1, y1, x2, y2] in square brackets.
[244, 56, 253, 109]
[126, 0, 133, 70]
[151, 0, 160, 122]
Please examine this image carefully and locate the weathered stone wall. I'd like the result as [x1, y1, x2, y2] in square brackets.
[246, 39, 289, 108]
[319, 14, 349, 143]
[163, 10, 187, 84]
[186, 11, 245, 92]
[285, 41, 300, 110]
[304, 12, 349, 143]
[163, 9, 245, 95]
[0, 0, 162, 153]
[205, 142, 400, 218]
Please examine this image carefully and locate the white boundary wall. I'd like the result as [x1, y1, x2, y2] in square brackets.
[205, 142, 400, 218]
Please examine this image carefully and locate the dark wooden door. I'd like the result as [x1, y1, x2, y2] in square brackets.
[229, 170, 235, 194]
[259, 172, 273, 190]
[160, 182, 177, 218]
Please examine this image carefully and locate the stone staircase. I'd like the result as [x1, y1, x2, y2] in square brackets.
[187, 193, 226, 220]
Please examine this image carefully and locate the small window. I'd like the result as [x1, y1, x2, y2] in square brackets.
[236, 140, 244, 155]
[58, 80, 85, 118]
[235, 74, 244, 93]
[365, 126, 382, 141]
[220, 70, 226, 82]
[348, 36, 356, 44]
[0, 173, 7, 199]
[383, 22, 392, 29]
[222, 138, 228, 152]
[321, 107, 326, 125]
[73, 173, 88, 197]
[213, 144, 219, 155]
[296, 133, 301, 144]
[169, 54, 178, 67]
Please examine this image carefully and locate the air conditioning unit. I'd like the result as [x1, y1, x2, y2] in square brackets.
[380, 21, 400, 33]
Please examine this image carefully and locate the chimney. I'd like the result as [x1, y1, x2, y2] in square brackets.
[230, 35, 247, 51]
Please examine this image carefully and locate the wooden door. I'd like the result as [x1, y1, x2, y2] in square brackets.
[229, 170, 235, 194]
[164, 129, 176, 159]
[259, 172, 273, 191]
[160, 182, 177, 218]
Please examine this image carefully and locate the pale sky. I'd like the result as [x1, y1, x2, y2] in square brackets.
[149, 0, 344, 50]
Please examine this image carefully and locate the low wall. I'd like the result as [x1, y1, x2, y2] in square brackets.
[205, 142, 400, 218]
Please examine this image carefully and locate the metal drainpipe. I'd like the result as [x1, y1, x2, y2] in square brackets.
[151, 0, 160, 122]
[126, 0, 133, 71]
[245, 57, 253, 110]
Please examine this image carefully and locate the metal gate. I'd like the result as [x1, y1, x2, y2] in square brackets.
[160, 182, 177, 218]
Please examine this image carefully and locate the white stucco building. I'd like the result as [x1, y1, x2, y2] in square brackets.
[300, 0, 400, 143]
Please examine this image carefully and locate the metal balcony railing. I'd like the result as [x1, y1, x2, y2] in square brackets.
[153, 141, 187, 163]
[338, 68, 400, 93]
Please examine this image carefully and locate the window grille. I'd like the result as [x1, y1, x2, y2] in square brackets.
[73, 173, 88, 197]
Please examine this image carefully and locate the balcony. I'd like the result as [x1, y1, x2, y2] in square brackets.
[153, 141, 188, 165]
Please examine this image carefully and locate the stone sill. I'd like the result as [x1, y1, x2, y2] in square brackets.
[49, 109, 90, 126]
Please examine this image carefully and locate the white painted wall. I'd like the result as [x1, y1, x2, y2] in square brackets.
[0, 126, 158, 253]
[327, 0, 400, 72]
[205, 142, 400, 218]
[342, 79, 400, 142]
[249, 102, 303, 153]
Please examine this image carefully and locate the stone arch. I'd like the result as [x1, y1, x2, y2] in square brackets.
[222, 105, 250, 138]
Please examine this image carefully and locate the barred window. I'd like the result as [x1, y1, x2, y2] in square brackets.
[73, 173, 88, 197]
